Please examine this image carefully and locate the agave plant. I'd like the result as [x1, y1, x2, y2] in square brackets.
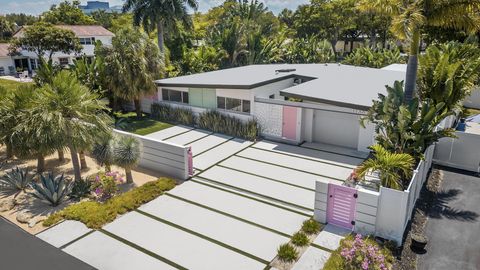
[30, 173, 73, 206]
[0, 167, 33, 193]
[69, 178, 92, 200]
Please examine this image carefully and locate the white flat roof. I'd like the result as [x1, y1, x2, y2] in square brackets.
[156, 64, 406, 110]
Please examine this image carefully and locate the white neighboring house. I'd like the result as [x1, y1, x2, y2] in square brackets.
[0, 43, 15, 76]
[5, 25, 114, 74]
[141, 64, 406, 153]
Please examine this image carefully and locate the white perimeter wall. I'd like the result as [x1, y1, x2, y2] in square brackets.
[113, 129, 189, 180]
[464, 87, 480, 109]
[434, 131, 480, 173]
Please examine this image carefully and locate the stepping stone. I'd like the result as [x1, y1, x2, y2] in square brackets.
[292, 246, 331, 270]
[194, 138, 252, 170]
[313, 224, 351, 251]
[145, 126, 192, 141]
[187, 133, 232, 156]
[37, 221, 91, 248]
[165, 129, 211, 145]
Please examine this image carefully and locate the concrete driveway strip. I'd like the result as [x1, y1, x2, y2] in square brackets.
[238, 147, 352, 181]
[140, 195, 289, 261]
[167, 181, 307, 236]
[165, 129, 212, 145]
[254, 141, 364, 167]
[145, 125, 193, 141]
[193, 138, 253, 170]
[187, 133, 232, 156]
[292, 246, 331, 270]
[103, 212, 266, 270]
[199, 166, 315, 210]
[63, 231, 176, 270]
[221, 156, 343, 190]
[37, 220, 91, 248]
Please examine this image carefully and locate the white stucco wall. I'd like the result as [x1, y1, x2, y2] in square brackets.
[0, 57, 14, 74]
[464, 87, 480, 109]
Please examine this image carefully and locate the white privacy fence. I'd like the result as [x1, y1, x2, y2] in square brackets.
[314, 145, 436, 245]
[113, 129, 191, 180]
[433, 131, 480, 173]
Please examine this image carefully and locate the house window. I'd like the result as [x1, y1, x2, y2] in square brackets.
[29, 59, 37, 70]
[79, 37, 96, 45]
[217, 96, 250, 114]
[162, 88, 188, 104]
[59, 58, 69, 66]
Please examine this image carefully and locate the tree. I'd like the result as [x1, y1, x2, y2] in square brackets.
[33, 71, 112, 181]
[342, 47, 404, 68]
[5, 13, 38, 26]
[357, 144, 414, 190]
[283, 36, 335, 64]
[97, 27, 163, 117]
[359, 0, 480, 104]
[9, 22, 82, 61]
[91, 135, 115, 172]
[41, 0, 96, 25]
[112, 135, 142, 184]
[0, 16, 14, 41]
[123, 0, 198, 53]
[417, 42, 480, 113]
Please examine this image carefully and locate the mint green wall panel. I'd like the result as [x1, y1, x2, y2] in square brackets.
[202, 89, 216, 109]
[189, 88, 204, 107]
[188, 88, 216, 109]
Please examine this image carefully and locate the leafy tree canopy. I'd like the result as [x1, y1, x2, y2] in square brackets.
[41, 0, 96, 25]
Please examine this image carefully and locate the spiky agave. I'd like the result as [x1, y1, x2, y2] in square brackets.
[0, 167, 33, 193]
[30, 173, 73, 206]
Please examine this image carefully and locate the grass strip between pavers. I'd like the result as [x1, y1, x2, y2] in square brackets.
[194, 175, 315, 213]
[99, 229, 188, 270]
[233, 153, 347, 182]
[190, 178, 311, 217]
[158, 127, 196, 141]
[172, 131, 213, 146]
[59, 230, 95, 250]
[165, 193, 292, 238]
[310, 242, 334, 253]
[191, 136, 235, 157]
[194, 140, 254, 173]
[249, 145, 359, 170]
[298, 144, 367, 161]
[135, 209, 271, 265]
[216, 164, 316, 192]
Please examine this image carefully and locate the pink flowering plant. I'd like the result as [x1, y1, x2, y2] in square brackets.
[339, 234, 392, 270]
[90, 171, 124, 201]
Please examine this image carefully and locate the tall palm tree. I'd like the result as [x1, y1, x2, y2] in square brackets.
[33, 71, 112, 181]
[112, 135, 142, 184]
[357, 144, 415, 190]
[359, 0, 480, 104]
[123, 0, 198, 53]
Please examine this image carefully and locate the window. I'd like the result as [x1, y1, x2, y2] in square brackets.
[79, 37, 96, 45]
[29, 59, 37, 70]
[162, 88, 188, 104]
[217, 96, 250, 114]
[59, 58, 69, 66]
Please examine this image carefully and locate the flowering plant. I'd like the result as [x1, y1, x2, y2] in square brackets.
[340, 234, 391, 270]
[91, 171, 124, 201]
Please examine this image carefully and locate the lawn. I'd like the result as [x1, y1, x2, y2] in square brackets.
[0, 78, 31, 92]
[115, 112, 173, 136]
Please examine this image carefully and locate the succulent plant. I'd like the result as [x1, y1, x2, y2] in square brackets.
[30, 173, 73, 206]
[0, 167, 33, 192]
[69, 178, 92, 200]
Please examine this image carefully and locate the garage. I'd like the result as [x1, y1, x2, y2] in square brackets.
[312, 109, 360, 149]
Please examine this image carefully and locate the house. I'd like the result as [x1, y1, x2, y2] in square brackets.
[147, 64, 406, 152]
[79, 1, 122, 14]
[0, 43, 14, 76]
[6, 25, 114, 73]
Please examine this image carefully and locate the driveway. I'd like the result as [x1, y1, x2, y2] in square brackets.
[37, 127, 368, 270]
[418, 168, 480, 270]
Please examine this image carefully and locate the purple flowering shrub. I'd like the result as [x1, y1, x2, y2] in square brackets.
[324, 234, 393, 270]
[91, 171, 124, 201]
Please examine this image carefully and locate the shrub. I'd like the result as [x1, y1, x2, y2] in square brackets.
[90, 171, 124, 201]
[43, 178, 176, 228]
[69, 178, 92, 200]
[277, 243, 298, 263]
[198, 110, 260, 141]
[301, 219, 322, 235]
[0, 167, 33, 192]
[323, 234, 394, 270]
[291, 231, 310, 247]
[151, 103, 195, 126]
[30, 173, 73, 206]
[342, 47, 404, 68]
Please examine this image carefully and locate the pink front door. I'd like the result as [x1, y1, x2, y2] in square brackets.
[327, 183, 357, 230]
[282, 106, 297, 140]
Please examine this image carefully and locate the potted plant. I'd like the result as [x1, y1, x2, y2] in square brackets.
[411, 233, 428, 250]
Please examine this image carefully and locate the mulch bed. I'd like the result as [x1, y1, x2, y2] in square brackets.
[392, 167, 443, 270]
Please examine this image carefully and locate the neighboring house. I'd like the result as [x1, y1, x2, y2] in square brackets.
[0, 43, 15, 76]
[9, 25, 114, 72]
[145, 64, 406, 152]
[80, 1, 122, 14]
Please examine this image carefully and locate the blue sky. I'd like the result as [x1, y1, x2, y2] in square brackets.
[0, 0, 308, 15]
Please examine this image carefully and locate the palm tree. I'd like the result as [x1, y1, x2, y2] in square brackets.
[112, 135, 142, 184]
[33, 70, 112, 181]
[98, 27, 163, 118]
[359, 0, 480, 104]
[357, 144, 415, 190]
[91, 134, 115, 172]
[123, 0, 198, 53]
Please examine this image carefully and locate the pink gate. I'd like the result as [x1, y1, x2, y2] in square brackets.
[327, 183, 357, 230]
[282, 106, 297, 140]
[187, 147, 193, 176]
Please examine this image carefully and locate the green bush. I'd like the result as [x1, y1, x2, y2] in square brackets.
[301, 219, 322, 235]
[43, 178, 176, 228]
[69, 178, 92, 200]
[277, 243, 298, 263]
[342, 47, 405, 68]
[198, 110, 259, 141]
[291, 231, 310, 247]
[151, 103, 195, 126]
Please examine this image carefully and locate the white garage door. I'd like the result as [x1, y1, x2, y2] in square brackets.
[312, 110, 360, 149]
